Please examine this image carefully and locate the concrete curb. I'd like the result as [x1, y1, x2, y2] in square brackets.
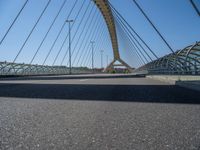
[176, 81, 200, 92]
[147, 75, 200, 91]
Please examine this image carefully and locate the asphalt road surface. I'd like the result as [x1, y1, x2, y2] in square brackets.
[0, 75, 200, 150]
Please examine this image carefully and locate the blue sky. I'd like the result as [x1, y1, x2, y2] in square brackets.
[0, 0, 199, 68]
[112, 0, 200, 61]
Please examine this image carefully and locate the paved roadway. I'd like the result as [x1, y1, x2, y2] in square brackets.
[0, 75, 200, 150]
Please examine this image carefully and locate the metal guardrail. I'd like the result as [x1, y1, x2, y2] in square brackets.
[134, 41, 200, 75]
[0, 62, 92, 76]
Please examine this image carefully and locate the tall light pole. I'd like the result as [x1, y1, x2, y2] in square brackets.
[100, 50, 104, 69]
[106, 55, 108, 67]
[90, 41, 95, 73]
[66, 20, 73, 74]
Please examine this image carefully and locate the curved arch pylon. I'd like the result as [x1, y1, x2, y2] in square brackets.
[93, 0, 133, 72]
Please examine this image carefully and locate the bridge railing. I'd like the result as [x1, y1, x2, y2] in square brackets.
[134, 41, 200, 75]
[0, 62, 92, 76]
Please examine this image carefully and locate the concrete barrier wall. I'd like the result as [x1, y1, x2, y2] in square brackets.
[147, 75, 200, 91]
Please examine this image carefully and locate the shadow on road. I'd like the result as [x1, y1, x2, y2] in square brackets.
[0, 74, 144, 81]
[0, 83, 199, 104]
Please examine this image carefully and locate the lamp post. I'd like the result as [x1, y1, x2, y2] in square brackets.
[90, 41, 95, 73]
[66, 20, 73, 74]
[106, 55, 108, 67]
[100, 50, 104, 69]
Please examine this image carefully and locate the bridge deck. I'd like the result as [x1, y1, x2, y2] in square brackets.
[0, 75, 200, 149]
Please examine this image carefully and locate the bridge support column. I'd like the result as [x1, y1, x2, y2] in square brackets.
[104, 58, 133, 73]
[93, 0, 133, 73]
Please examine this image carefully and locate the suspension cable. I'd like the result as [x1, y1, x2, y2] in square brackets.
[79, 20, 103, 66]
[115, 18, 146, 65]
[52, 0, 87, 65]
[90, 25, 114, 68]
[108, 1, 158, 59]
[76, 12, 101, 66]
[116, 20, 145, 65]
[113, 10, 152, 62]
[13, 0, 51, 63]
[70, 7, 97, 66]
[65, 5, 95, 66]
[190, 0, 200, 16]
[84, 23, 105, 67]
[0, 0, 29, 46]
[60, 1, 92, 65]
[42, 0, 78, 65]
[114, 13, 149, 63]
[30, 0, 68, 64]
[132, 0, 174, 53]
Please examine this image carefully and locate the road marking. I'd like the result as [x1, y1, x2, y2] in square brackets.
[79, 79, 88, 82]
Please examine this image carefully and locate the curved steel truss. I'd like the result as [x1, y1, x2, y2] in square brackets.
[135, 41, 200, 75]
[0, 62, 91, 76]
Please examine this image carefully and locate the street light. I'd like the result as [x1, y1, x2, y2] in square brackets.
[106, 55, 108, 67]
[90, 41, 95, 73]
[66, 20, 73, 74]
[100, 50, 104, 69]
